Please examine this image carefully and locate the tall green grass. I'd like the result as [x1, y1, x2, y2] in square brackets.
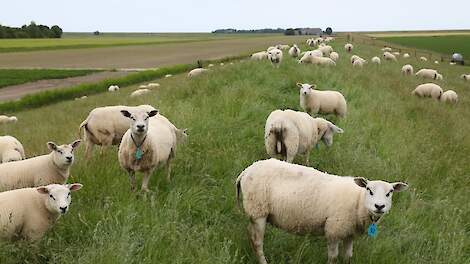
[0, 40, 468, 263]
[0, 69, 98, 88]
[381, 35, 470, 57]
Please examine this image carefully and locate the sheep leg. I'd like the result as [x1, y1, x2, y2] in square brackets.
[127, 171, 136, 191]
[327, 240, 339, 264]
[343, 237, 353, 264]
[165, 160, 172, 183]
[304, 150, 311, 166]
[248, 217, 268, 264]
[141, 171, 152, 192]
[84, 139, 94, 159]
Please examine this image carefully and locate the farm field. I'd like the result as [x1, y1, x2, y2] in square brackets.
[366, 30, 470, 37]
[380, 35, 470, 57]
[0, 69, 98, 88]
[0, 39, 468, 263]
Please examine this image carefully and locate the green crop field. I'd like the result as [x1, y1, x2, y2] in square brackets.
[0, 69, 98, 88]
[380, 35, 470, 57]
[0, 39, 468, 264]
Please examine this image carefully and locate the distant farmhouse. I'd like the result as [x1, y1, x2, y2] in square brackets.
[287, 28, 323, 35]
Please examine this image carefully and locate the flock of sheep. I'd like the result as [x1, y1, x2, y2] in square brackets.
[0, 34, 465, 264]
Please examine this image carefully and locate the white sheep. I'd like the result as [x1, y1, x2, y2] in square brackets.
[147, 83, 160, 88]
[344, 43, 353, 52]
[188, 68, 208, 78]
[288, 45, 301, 58]
[108, 85, 119, 92]
[352, 58, 367, 67]
[420, 56, 428, 62]
[440, 90, 458, 104]
[139, 84, 148, 88]
[329, 52, 339, 62]
[436, 73, 443, 81]
[0, 183, 82, 241]
[393, 52, 400, 56]
[251, 51, 268, 61]
[301, 56, 336, 66]
[461, 74, 470, 81]
[299, 50, 323, 64]
[415, 69, 440, 80]
[297, 83, 347, 117]
[0, 140, 81, 192]
[236, 159, 408, 264]
[0, 136, 25, 163]
[383, 52, 397, 62]
[350, 55, 360, 64]
[267, 48, 283, 68]
[79, 104, 157, 158]
[319, 45, 333, 56]
[412, 83, 443, 100]
[118, 109, 187, 192]
[265, 110, 343, 164]
[276, 44, 290, 50]
[130, 88, 151, 97]
[165, 74, 172, 78]
[208, 64, 214, 67]
[403, 53, 411, 58]
[371, 56, 381, 64]
[0, 116, 17, 124]
[401, 64, 414, 75]
[434, 60, 440, 64]
[381, 47, 392, 52]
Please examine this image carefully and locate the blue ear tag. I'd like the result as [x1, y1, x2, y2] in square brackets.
[135, 148, 143, 160]
[368, 223, 377, 237]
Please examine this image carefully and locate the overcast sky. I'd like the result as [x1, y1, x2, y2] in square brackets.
[2, 0, 469, 32]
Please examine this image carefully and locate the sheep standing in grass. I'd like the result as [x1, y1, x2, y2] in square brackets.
[265, 110, 343, 164]
[297, 83, 347, 117]
[382, 47, 392, 52]
[461, 74, 470, 81]
[403, 53, 410, 58]
[0, 140, 81, 192]
[329, 52, 339, 62]
[344, 43, 353, 52]
[440, 90, 458, 104]
[267, 48, 283, 68]
[319, 45, 333, 56]
[236, 159, 408, 264]
[371, 56, 381, 64]
[118, 109, 187, 192]
[147, 83, 160, 88]
[0, 116, 17, 124]
[353, 58, 367, 67]
[79, 104, 157, 158]
[0, 136, 25, 163]
[130, 88, 151, 97]
[288, 45, 301, 58]
[251, 51, 268, 61]
[188, 68, 208, 78]
[415, 69, 441, 80]
[401, 64, 414, 75]
[108, 85, 119, 92]
[420, 57, 428, 62]
[412, 83, 443, 100]
[383, 52, 397, 62]
[301, 56, 336, 66]
[299, 50, 323, 63]
[0, 183, 82, 241]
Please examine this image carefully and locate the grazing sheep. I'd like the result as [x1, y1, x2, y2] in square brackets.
[251, 51, 269, 61]
[0, 140, 81, 192]
[306, 38, 315, 47]
[401, 64, 414, 75]
[318, 45, 333, 56]
[344, 43, 353, 52]
[139, 84, 148, 88]
[297, 83, 347, 117]
[265, 110, 343, 164]
[220, 62, 225, 66]
[371, 56, 381, 64]
[403, 53, 410, 58]
[0, 116, 17, 124]
[79, 105, 157, 158]
[383, 52, 397, 62]
[276, 44, 290, 50]
[381, 47, 392, 52]
[267, 48, 283, 68]
[208, 64, 214, 67]
[236, 159, 408, 264]
[440, 90, 458, 104]
[165, 74, 172, 78]
[130, 88, 151, 97]
[329, 52, 339, 62]
[108, 85, 119, 92]
[147, 83, 160, 88]
[436, 73, 443, 81]
[353, 58, 367, 67]
[350, 55, 361, 64]
[188, 68, 208, 78]
[450, 62, 456, 65]
[118, 109, 187, 192]
[420, 57, 428, 62]
[0, 136, 25, 163]
[0, 183, 82, 241]
[415, 69, 440, 80]
[299, 50, 323, 63]
[288, 45, 301, 58]
[412, 83, 443, 100]
[434, 60, 440, 64]
[301, 56, 336, 66]
[461, 74, 470, 81]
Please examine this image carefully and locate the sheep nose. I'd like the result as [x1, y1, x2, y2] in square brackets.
[137, 125, 145, 130]
[374, 204, 385, 210]
[66, 156, 72, 161]
[60, 206, 67, 213]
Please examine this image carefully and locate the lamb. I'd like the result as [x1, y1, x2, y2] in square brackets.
[251, 51, 268, 61]
[329, 52, 339, 62]
[118, 109, 187, 192]
[130, 88, 151, 97]
[401, 64, 414, 75]
[236, 159, 408, 264]
[267, 48, 283, 68]
[350, 55, 360, 64]
[0, 140, 81, 192]
[265, 110, 343, 164]
[412, 83, 443, 100]
[383, 52, 397, 62]
[188, 68, 208, 78]
[344, 43, 353, 52]
[0, 136, 25, 163]
[297, 83, 347, 117]
[288, 45, 301, 58]
[0, 183, 82, 241]
[0, 115, 17, 124]
[301, 56, 336, 66]
[420, 56, 428, 62]
[352, 58, 367, 67]
[79, 104, 157, 158]
[371, 56, 381, 64]
[299, 50, 323, 64]
[108, 85, 119, 92]
[403, 53, 411, 58]
[318, 45, 333, 56]
[415, 69, 440, 80]
[440, 90, 458, 104]
[461, 74, 470, 81]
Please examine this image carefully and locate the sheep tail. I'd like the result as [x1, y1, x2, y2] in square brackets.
[235, 170, 246, 210]
[78, 117, 89, 139]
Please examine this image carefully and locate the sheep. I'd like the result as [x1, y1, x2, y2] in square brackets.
[236, 158, 409, 264]
[371, 56, 381, 64]
[381, 47, 392, 52]
[450, 62, 456, 65]
[306, 38, 315, 47]
[130, 88, 151, 97]
[288, 45, 301, 58]
[220, 62, 225, 66]
[118, 109, 187, 192]
[440, 90, 458, 104]
[0, 115, 17, 124]
[461, 74, 470, 81]
[0, 136, 25, 163]
[350, 55, 360, 64]
[301, 56, 336, 66]
[434, 60, 440, 64]
[329, 52, 339, 62]
[401, 64, 414, 75]
[251, 51, 269, 61]
[319, 45, 333, 56]
[79, 104, 157, 158]
[352, 58, 367, 67]
[165, 74, 172, 78]
[276, 44, 290, 50]
[415, 69, 440, 80]
[108, 85, 119, 92]
[147, 83, 160, 88]
[412, 83, 443, 100]
[344, 43, 353, 52]
[299, 50, 323, 63]
[74, 95, 87, 100]
[0, 183, 82, 241]
[188, 68, 208, 78]
[296, 83, 347, 117]
[403, 53, 410, 58]
[208, 64, 214, 67]
[139, 84, 148, 88]
[420, 56, 428, 62]
[267, 48, 283, 68]
[383, 52, 397, 62]
[265, 110, 343, 165]
[392, 52, 400, 56]
[436, 73, 443, 81]
[0, 140, 81, 192]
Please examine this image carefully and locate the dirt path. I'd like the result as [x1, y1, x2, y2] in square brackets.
[0, 71, 130, 102]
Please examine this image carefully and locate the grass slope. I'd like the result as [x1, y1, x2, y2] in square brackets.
[0, 69, 97, 88]
[0, 40, 468, 263]
[381, 35, 470, 57]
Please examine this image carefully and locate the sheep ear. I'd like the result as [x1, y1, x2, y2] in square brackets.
[329, 123, 344, 134]
[310, 84, 317, 89]
[68, 183, 83, 192]
[120, 110, 132, 118]
[147, 110, 159, 117]
[182, 128, 188, 135]
[354, 177, 368, 188]
[296, 83, 303, 88]
[70, 140, 81, 149]
[392, 182, 408, 192]
[37, 186, 49, 194]
[47, 142, 58, 151]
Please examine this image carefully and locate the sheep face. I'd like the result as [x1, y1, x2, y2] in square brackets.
[37, 183, 82, 215]
[267, 49, 282, 64]
[320, 121, 344, 146]
[354, 178, 408, 216]
[121, 110, 159, 136]
[47, 140, 81, 168]
[296, 83, 315, 96]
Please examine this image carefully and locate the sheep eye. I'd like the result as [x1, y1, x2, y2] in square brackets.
[366, 187, 374, 196]
[49, 194, 56, 200]
[57, 150, 63, 154]
[386, 189, 394, 197]
[67, 192, 71, 197]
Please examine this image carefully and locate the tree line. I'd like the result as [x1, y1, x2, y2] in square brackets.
[0, 22, 63, 39]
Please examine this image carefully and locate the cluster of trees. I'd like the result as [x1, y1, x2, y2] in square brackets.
[0, 22, 63, 39]
[212, 28, 285, 34]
